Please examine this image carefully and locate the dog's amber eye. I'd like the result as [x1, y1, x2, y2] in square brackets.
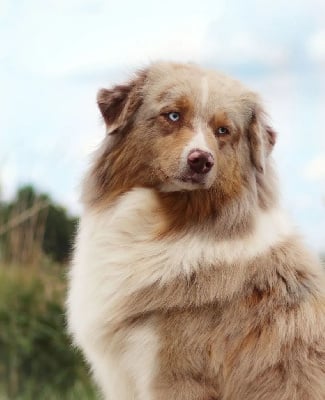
[216, 127, 230, 136]
[167, 112, 180, 122]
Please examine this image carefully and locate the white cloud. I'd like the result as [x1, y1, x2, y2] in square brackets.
[0, 0, 10, 18]
[308, 30, 325, 65]
[2, 0, 215, 77]
[204, 29, 288, 68]
[303, 155, 325, 181]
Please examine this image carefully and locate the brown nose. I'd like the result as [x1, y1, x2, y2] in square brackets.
[187, 150, 214, 174]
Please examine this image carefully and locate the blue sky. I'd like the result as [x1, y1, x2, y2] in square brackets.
[0, 0, 324, 251]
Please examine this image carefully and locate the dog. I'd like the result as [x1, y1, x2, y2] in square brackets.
[67, 62, 325, 399]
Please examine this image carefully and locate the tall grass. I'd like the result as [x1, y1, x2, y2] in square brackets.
[0, 264, 97, 400]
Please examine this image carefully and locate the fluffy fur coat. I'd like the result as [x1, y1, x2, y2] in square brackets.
[67, 62, 325, 400]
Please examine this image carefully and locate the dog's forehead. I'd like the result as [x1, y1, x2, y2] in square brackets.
[143, 62, 254, 119]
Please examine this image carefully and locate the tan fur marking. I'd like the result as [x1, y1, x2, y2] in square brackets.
[112, 237, 325, 399]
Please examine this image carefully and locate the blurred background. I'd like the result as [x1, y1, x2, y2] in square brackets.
[0, 0, 324, 398]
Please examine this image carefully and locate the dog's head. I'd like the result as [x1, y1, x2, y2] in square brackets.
[88, 62, 276, 208]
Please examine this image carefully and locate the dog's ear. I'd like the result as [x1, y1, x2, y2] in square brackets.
[247, 102, 277, 173]
[97, 71, 147, 134]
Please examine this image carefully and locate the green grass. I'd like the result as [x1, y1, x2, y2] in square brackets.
[0, 381, 98, 400]
[0, 264, 97, 400]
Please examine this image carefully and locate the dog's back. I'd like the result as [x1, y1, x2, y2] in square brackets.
[67, 62, 325, 400]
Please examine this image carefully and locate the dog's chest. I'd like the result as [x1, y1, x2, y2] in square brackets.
[74, 189, 220, 301]
[69, 188, 295, 400]
[72, 188, 292, 326]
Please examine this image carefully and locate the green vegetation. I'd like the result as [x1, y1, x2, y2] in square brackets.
[0, 185, 77, 264]
[0, 185, 97, 399]
[0, 264, 97, 400]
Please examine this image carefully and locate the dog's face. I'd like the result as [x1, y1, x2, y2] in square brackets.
[95, 62, 276, 203]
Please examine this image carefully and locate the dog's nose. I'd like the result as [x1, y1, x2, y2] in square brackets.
[187, 150, 214, 174]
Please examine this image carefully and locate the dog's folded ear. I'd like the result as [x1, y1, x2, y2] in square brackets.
[248, 102, 277, 174]
[97, 71, 147, 134]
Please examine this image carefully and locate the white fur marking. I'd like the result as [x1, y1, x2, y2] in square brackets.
[201, 76, 209, 111]
[68, 188, 294, 326]
[187, 127, 209, 151]
[67, 188, 294, 398]
[122, 325, 159, 400]
[180, 127, 211, 170]
[179, 76, 211, 167]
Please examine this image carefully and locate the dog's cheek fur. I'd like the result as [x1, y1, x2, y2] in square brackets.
[214, 139, 248, 199]
[149, 126, 197, 179]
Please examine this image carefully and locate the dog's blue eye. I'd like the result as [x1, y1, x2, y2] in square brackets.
[217, 126, 230, 136]
[168, 112, 180, 122]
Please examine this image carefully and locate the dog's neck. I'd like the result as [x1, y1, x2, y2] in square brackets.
[155, 189, 254, 239]
[155, 162, 279, 240]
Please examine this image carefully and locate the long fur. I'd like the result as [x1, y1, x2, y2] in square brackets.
[67, 62, 325, 400]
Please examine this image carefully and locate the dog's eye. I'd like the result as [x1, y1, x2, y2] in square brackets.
[216, 127, 230, 136]
[167, 112, 180, 122]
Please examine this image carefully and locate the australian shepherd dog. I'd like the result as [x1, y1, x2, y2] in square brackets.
[67, 62, 325, 400]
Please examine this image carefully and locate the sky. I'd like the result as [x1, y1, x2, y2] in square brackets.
[0, 0, 324, 251]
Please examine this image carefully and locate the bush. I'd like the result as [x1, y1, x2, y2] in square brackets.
[0, 265, 96, 400]
[0, 185, 78, 265]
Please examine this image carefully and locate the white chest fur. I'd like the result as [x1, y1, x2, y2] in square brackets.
[67, 188, 293, 399]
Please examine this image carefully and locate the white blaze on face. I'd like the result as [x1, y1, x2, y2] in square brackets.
[200, 76, 209, 112]
[180, 76, 212, 168]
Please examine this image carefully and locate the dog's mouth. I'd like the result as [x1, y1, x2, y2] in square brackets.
[158, 168, 214, 192]
[168, 172, 210, 191]
[179, 172, 206, 185]
[159, 175, 207, 192]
